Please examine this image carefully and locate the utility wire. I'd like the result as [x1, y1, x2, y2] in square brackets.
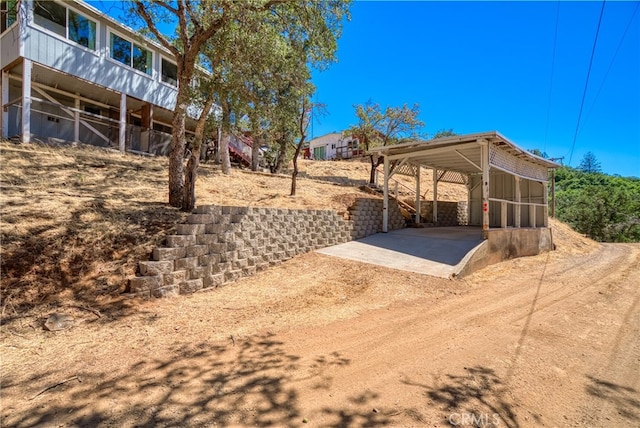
[578, 1, 640, 137]
[544, 1, 561, 153]
[568, 0, 607, 165]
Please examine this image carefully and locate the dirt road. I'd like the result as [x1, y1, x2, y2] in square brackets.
[2, 243, 639, 427]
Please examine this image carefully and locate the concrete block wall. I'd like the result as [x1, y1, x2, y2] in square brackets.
[457, 202, 469, 226]
[348, 198, 406, 239]
[128, 198, 405, 298]
[404, 200, 468, 226]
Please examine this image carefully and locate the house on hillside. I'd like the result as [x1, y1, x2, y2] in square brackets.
[308, 132, 361, 160]
[1, 0, 204, 154]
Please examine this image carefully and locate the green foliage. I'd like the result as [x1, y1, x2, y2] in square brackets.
[129, 0, 351, 206]
[554, 166, 640, 242]
[528, 148, 548, 159]
[432, 129, 457, 139]
[349, 101, 423, 151]
[578, 151, 602, 174]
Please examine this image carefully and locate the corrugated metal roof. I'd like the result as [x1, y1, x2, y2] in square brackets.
[369, 131, 560, 176]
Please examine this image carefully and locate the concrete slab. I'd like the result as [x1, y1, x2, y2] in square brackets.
[317, 227, 485, 279]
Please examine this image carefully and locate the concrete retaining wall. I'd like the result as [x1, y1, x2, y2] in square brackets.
[128, 198, 405, 298]
[457, 227, 554, 277]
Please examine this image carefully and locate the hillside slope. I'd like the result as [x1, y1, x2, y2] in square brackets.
[5, 143, 639, 428]
[1, 141, 588, 318]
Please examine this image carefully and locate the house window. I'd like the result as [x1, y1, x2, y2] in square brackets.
[133, 44, 151, 74]
[34, 0, 66, 37]
[1, 0, 18, 33]
[32, 1, 97, 50]
[68, 9, 96, 50]
[161, 58, 177, 86]
[110, 32, 152, 75]
[110, 33, 131, 66]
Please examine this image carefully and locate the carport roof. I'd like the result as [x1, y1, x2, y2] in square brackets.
[369, 131, 560, 175]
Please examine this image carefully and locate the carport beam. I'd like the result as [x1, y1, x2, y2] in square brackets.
[383, 156, 389, 232]
[415, 165, 421, 223]
[515, 176, 521, 228]
[481, 141, 489, 232]
[433, 168, 438, 224]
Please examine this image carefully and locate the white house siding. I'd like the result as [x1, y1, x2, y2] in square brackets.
[0, 24, 21, 69]
[308, 133, 359, 161]
[23, 24, 177, 110]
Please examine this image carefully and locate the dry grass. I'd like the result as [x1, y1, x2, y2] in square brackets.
[0, 141, 469, 323]
[2, 140, 595, 330]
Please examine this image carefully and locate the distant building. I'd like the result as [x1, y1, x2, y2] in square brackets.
[1, 0, 203, 154]
[307, 132, 361, 160]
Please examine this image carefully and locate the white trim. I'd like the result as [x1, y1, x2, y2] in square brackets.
[22, 58, 31, 143]
[30, 0, 100, 53]
[6, 72, 114, 110]
[107, 27, 154, 78]
[385, 142, 480, 162]
[31, 87, 111, 143]
[119, 92, 126, 152]
[160, 55, 178, 87]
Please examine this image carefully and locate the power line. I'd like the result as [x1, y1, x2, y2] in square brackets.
[568, 0, 607, 165]
[578, 1, 640, 137]
[544, 1, 561, 152]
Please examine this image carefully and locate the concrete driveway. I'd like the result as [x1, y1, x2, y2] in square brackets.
[316, 227, 485, 279]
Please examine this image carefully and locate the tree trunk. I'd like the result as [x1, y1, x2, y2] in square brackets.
[273, 139, 287, 174]
[251, 139, 260, 171]
[369, 154, 377, 185]
[250, 112, 261, 172]
[220, 101, 232, 175]
[182, 94, 215, 212]
[183, 142, 201, 212]
[168, 102, 188, 207]
[220, 133, 232, 174]
[290, 140, 304, 196]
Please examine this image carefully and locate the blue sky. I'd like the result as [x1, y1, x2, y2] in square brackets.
[311, 1, 640, 177]
[92, 1, 639, 177]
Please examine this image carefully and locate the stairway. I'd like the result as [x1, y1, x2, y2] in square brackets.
[227, 134, 253, 167]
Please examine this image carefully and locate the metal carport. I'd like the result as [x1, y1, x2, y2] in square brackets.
[369, 131, 560, 236]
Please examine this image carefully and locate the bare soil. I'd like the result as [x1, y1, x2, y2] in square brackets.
[1, 142, 638, 427]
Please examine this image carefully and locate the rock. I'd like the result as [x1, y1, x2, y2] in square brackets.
[44, 313, 75, 331]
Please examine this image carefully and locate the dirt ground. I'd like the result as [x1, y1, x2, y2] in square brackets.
[1, 143, 639, 427]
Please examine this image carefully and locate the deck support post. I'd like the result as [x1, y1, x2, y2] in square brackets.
[119, 92, 126, 152]
[1, 70, 8, 138]
[74, 96, 80, 142]
[22, 59, 32, 143]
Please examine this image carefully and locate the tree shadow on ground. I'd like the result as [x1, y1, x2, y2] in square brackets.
[404, 366, 522, 428]
[585, 375, 640, 422]
[1, 333, 386, 427]
[320, 392, 391, 427]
